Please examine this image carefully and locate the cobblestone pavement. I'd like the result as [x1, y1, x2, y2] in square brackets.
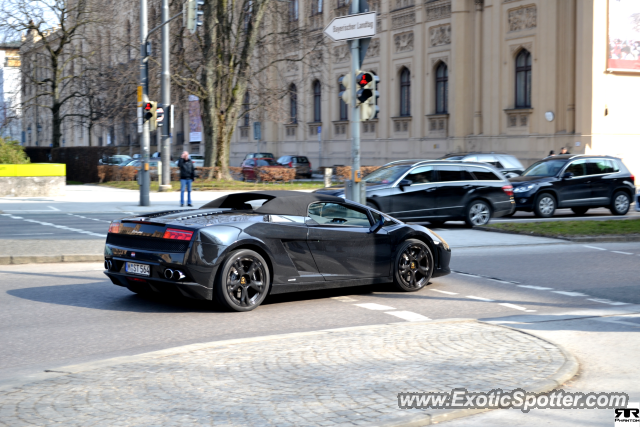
[0, 320, 571, 426]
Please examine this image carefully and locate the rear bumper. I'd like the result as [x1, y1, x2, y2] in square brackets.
[432, 243, 451, 278]
[105, 271, 213, 300]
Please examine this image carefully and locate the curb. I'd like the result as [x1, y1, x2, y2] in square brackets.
[0, 254, 103, 265]
[0, 319, 579, 427]
[475, 226, 640, 243]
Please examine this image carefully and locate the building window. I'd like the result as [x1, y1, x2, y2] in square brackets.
[399, 67, 411, 117]
[289, 84, 297, 123]
[313, 80, 321, 122]
[515, 49, 532, 108]
[435, 62, 448, 114]
[338, 78, 348, 121]
[289, 0, 299, 21]
[243, 92, 250, 127]
[311, 0, 323, 15]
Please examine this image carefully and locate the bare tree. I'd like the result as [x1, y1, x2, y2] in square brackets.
[171, 0, 324, 179]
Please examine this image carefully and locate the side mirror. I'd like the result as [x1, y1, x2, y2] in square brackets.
[369, 216, 385, 234]
[398, 179, 411, 191]
[562, 172, 574, 180]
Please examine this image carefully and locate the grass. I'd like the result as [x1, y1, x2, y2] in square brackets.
[98, 180, 333, 192]
[484, 219, 640, 237]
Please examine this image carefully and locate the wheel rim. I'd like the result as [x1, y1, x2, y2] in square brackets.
[615, 194, 629, 213]
[226, 256, 267, 307]
[469, 202, 490, 226]
[398, 244, 431, 289]
[539, 197, 555, 215]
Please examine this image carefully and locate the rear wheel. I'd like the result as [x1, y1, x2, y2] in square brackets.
[534, 193, 556, 218]
[571, 207, 589, 216]
[393, 239, 434, 292]
[610, 191, 630, 216]
[215, 249, 271, 312]
[464, 200, 492, 227]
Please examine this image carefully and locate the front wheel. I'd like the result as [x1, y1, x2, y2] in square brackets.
[393, 239, 434, 292]
[215, 249, 271, 312]
[610, 191, 630, 216]
[464, 200, 492, 227]
[534, 193, 556, 218]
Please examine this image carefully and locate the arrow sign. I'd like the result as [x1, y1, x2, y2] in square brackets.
[156, 107, 164, 122]
[323, 12, 376, 42]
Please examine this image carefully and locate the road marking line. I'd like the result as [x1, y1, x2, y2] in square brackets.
[587, 298, 629, 306]
[499, 303, 529, 311]
[7, 216, 107, 238]
[332, 296, 358, 302]
[525, 310, 537, 312]
[452, 270, 520, 285]
[430, 289, 458, 295]
[518, 285, 554, 290]
[584, 245, 607, 251]
[384, 311, 431, 322]
[488, 279, 515, 284]
[47, 206, 60, 211]
[1, 233, 55, 236]
[552, 291, 590, 297]
[354, 303, 396, 311]
[611, 251, 634, 255]
[466, 296, 495, 302]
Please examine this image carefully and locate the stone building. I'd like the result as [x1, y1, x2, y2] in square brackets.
[230, 0, 640, 178]
[0, 41, 22, 142]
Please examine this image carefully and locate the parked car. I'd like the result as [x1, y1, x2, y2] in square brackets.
[99, 155, 133, 166]
[189, 155, 204, 167]
[241, 152, 275, 166]
[241, 158, 283, 181]
[277, 155, 312, 178]
[132, 160, 180, 182]
[314, 159, 515, 227]
[438, 153, 525, 178]
[103, 191, 451, 311]
[636, 189, 640, 212]
[509, 154, 635, 217]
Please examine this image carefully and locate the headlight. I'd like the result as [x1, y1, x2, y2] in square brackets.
[428, 230, 450, 251]
[514, 184, 536, 193]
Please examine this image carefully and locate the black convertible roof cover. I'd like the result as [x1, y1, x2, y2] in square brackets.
[200, 191, 345, 217]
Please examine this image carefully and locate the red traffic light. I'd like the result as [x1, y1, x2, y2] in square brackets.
[357, 73, 373, 87]
[144, 103, 152, 111]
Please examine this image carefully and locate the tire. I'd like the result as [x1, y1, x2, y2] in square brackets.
[571, 207, 589, 216]
[214, 249, 271, 312]
[533, 193, 556, 218]
[610, 191, 630, 216]
[464, 200, 492, 227]
[392, 239, 434, 292]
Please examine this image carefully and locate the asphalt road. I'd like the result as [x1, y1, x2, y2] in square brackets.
[1, 241, 639, 386]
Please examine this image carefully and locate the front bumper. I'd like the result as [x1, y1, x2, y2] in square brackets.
[513, 192, 536, 211]
[432, 242, 451, 278]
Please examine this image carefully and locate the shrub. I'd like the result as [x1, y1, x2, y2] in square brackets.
[334, 166, 381, 181]
[97, 165, 138, 183]
[255, 167, 296, 182]
[0, 138, 30, 164]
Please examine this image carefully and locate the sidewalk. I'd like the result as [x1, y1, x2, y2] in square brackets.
[0, 320, 576, 427]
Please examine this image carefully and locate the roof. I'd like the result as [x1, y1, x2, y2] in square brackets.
[200, 191, 345, 217]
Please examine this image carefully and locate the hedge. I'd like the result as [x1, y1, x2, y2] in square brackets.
[255, 167, 296, 182]
[334, 166, 382, 181]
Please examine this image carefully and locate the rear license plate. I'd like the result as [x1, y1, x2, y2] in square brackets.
[126, 262, 150, 276]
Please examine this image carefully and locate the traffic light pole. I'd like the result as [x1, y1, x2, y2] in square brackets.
[349, 0, 361, 204]
[159, 0, 172, 192]
[139, 0, 150, 206]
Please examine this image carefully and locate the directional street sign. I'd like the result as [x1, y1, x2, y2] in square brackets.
[323, 12, 376, 42]
[156, 107, 165, 126]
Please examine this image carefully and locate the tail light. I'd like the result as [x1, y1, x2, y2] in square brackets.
[108, 222, 120, 233]
[309, 162, 312, 169]
[163, 228, 194, 240]
[288, 161, 293, 167]
[502, 185, 514, 196]
[631, 174, 635, 185]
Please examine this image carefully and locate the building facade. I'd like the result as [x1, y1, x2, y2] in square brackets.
[0, 42, 22, 142]
[230, 0, 640, 178]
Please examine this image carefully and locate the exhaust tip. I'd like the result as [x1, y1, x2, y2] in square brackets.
[104, 260, 109, 270]
[164, 269, 174, 280]
[173, 270, 186, 281]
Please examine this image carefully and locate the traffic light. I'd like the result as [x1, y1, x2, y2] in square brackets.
[360, 73, 379, 121]
[183, 0, 204, 33]
[144, 101, 157, 131]
[339, 74, 351, 105]
[355, 71, 374, 105]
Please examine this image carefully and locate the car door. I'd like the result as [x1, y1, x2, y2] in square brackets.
[386, 166, 438, 221]
[242, 159, 256, 180]
[433, 165, 471, 217]
[556, 160, 591, 207]
[306, 202, 391, 280]
[587, 159, 616, 206]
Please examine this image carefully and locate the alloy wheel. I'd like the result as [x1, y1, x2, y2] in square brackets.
[398, 244, 431, 289]
[469, 202, 490, 226]
[226, 256, 267, 308]
[615, 194, 629, 214]
[538, 196, 555, 216]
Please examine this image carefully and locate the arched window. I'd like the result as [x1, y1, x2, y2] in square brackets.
[289, 84, 297, 123]
[243, 92, 250, 127]
[435, 62, 448, 114]
[338, 77, 348, 121]
[313, 80, 321, 122]
[515, 49, 532, 108]
[399, 67, 411, 117]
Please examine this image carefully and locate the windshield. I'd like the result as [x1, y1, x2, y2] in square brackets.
[438, 155, 464, 160]
[257, 153, 274, 158]
[522, 159, 568, 177]
[256, 159, 277, 166]
[363, 165, 411, 184]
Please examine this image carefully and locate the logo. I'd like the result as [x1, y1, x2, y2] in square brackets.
[615, 408, 639, 418]
[130, 230, 144, 235]
[240, 277, 246, 285]
[131, 252, 136, 257]
[410, 262, 416, 269]
[615, 402, 640, 424]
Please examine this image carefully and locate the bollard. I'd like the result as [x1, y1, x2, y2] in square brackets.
[324, 167, 333, 188]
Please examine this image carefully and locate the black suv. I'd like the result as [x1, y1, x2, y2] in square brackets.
[315, 160, 515, 226]
[509, 154, 635, 217]
[438, 152, 525, 178]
